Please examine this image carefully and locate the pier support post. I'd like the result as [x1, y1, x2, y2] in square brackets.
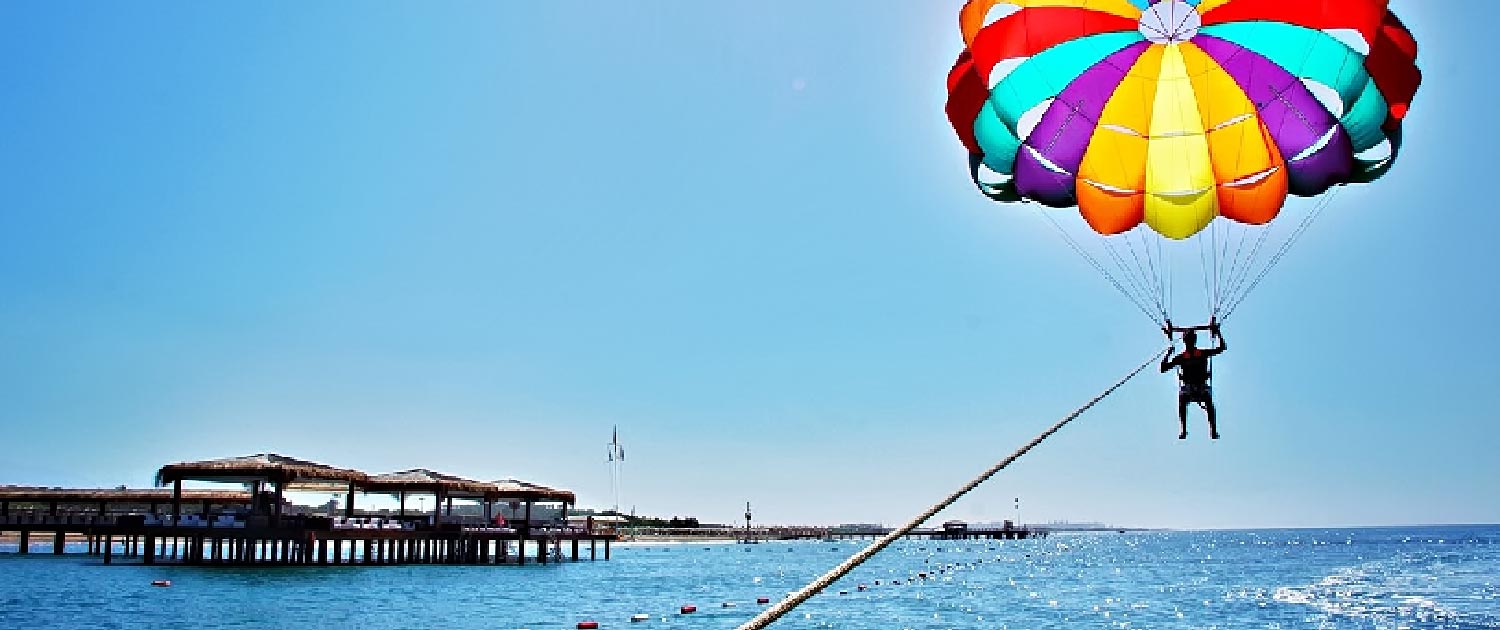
[605, 538, 611, 560]
[17, 530, 28, 554]
[591, 538, 596, 561]
[171, 480, 182, 529]
[103, 535, 112, 564]
[53, 531, 65, 554]
[144, 536, 156, 565]
[537, 538, 547, 564]
[518, 538, 526, 566]
[572, 539, 579, 561]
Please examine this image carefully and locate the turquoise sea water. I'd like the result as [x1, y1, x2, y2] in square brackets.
[1, 526, 1496, 629]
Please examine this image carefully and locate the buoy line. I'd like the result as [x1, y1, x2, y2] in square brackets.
[580, 542, 1046, 627]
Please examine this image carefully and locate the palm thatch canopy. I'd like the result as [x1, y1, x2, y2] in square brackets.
[364, 469, 495, 497]
[0, 487, 251, 504]
[492, 478, 575, 503]
[155, 453, 369, 490]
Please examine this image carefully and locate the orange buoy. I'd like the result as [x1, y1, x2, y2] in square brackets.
[576, 622, 599, 630]
[680, 605, 697, 614]
[756, 597, 770, 604]
[150, 580, 171, 587]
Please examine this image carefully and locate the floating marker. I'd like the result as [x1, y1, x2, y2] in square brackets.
[150, 580, 171, 587]
[576, 622, 599, 630]
[756, 597, 770, 604]
[722, 602, 736, 608]
[630, 614, 650, 623]
[679, 605, 697, 614]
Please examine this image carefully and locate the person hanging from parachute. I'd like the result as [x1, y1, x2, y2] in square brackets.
[943, 0, 1420, 439]
[1160, 320, 1226, 440]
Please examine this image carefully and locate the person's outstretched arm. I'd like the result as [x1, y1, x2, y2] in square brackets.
[1160, 348, 1176, 373]
[1208, 328, 1227, 356]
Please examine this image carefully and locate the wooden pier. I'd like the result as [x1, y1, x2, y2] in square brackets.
[1, 454, 615, 567]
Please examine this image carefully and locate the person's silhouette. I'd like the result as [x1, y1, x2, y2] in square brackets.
[1161, 323, 1226, 440]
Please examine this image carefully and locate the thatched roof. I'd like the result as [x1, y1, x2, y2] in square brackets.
[0, 487, 251, 504]
[364, 469, 495, 496]
[145, 453, 575, 501]
[491, 478, 575, 503]
[155, 453, 369, 489]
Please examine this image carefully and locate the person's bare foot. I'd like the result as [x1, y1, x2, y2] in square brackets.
[1178, 431, 1187, 440]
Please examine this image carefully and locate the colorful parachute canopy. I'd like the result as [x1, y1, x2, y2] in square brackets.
[946, 0, 1421, 240]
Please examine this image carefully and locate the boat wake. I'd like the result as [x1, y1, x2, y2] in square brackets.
[1270, 560, 1500, 629]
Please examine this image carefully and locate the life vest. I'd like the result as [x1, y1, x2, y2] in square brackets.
[1176, 348, 1212, 383]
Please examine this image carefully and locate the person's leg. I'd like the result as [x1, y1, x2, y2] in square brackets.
[1205, 399, 1220, 439]
[1177, 396, 1189, 439]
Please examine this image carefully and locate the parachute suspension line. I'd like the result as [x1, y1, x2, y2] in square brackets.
[1121, 234, 1169, 324]
[734, 348, 1169, 630]
[1221, 187, 1344, 321]
[1039, 209, 1166, 327]
[1198, 227, 1215, 313]
[1210, 218, 1223, 313]
[1218, 220, 1236, 313]
[1217, 225, 1232, 316]
[1217, 221, 1254, 318]
[1132, 226, 1166, 317]
[1102, 236, 1166, 322]
[1216, 217, 1277, 320]
[1157, 232, 1170, 315]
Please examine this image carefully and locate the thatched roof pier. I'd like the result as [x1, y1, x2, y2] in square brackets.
[1, 453, 612, 567]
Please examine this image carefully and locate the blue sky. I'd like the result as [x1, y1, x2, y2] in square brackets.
[0, 1, 1492, 529]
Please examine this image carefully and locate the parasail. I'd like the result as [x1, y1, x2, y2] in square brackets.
[946, 0, 1421, 325]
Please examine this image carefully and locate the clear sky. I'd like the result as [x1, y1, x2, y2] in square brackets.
[1, 1, 1492, 530]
